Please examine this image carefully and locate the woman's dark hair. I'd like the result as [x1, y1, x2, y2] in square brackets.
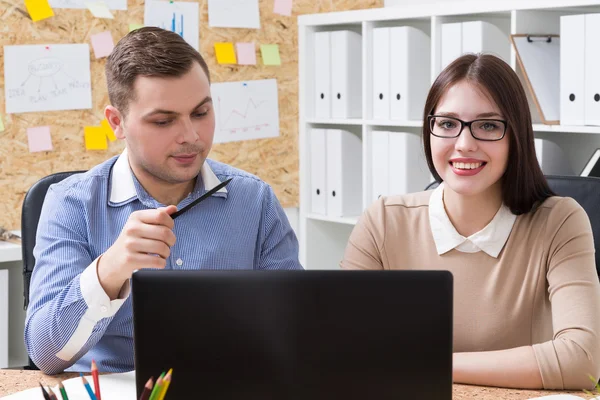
[422, 54, 555, 215]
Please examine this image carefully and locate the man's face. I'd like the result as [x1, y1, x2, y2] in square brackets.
[111, 62, 214, 186]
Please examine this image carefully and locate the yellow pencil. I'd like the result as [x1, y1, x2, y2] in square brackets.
[156, 369, 172, 400]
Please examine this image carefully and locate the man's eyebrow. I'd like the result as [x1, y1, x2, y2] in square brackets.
[142, 97, 213, 118]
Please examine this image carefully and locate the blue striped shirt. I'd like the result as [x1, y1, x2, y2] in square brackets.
[25, 150, 302, 374]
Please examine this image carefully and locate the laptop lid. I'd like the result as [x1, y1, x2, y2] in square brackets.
[132, 269, 453, 399]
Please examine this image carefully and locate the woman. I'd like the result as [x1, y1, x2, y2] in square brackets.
[341, 54, 600, 390]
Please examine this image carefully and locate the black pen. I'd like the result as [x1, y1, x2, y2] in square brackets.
[170, 178, 233, 219]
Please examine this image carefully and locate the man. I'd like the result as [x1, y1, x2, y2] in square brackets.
[25, 27, 302, 375]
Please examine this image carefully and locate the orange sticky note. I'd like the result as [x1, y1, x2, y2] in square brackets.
[101, 119, 116, 142]
[85, 126, 108, 150]
[214, 42, 237, 64]
[25, 0, 54, 22]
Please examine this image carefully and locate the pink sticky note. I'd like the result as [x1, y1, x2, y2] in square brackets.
[273, 0, 292, 16]
[235, 42, 256, 65]
[27, 126, 53, 153]
[91, 31, 115, 58]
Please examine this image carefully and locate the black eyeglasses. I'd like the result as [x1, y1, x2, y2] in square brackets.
[427, 115, 507, 141]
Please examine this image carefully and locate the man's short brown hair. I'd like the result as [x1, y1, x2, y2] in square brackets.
[105, 26, 210, 116]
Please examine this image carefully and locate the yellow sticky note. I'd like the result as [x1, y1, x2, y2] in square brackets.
[0, 116, 4, 133]
[25, 0, 54, 22]
[260, 44, 281, 66]
[85, 126, 108, 150]
[101, 119, 116, 142]
[214, 43, 237, 65]
[129, 23, 144, 32]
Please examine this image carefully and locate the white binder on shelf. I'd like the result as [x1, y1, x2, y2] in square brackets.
[331, 30, 362, 119]
[441, 22, 462, 70]
[372, 27, 391, 120]
[371, 131, 390, 202]
[310, 129, 327, 215]
[389, 27, 430, 121]
[326, 129, 363, 217]
[510, 34, 560, 124]
[462, 21, 509, 62]
[0, 269, 8, 369]
[534, 138, 573, 175]
[314, 31, 332, 118]
[389, 132, 430, 195]
[560, 14, 585, 126]
[584, 14, 600, 126]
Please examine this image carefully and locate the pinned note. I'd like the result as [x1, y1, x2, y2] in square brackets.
[0, 116, 5, 132]
[128, 23, 143, 32]
[260, 44, 281, 66]
[235, 43, 256, 65]
[85, 126, 108, 150]
[273, 0, 292, 16]
[101, 119, 117, 141]
[27, 126, 53, 153]
[85, 1, 114, 18]
[214, 43, 237, 65]
[91, 31, 115, 58]
[208, 0, 260, 29]
[25, 0, 55, 22]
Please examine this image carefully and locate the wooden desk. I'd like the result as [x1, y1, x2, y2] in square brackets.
[0, 369, 595, 399]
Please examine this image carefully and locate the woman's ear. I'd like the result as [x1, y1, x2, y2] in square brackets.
[104, 105, 125, 140]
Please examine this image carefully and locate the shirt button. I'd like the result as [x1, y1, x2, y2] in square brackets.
[100, 306, 108, 313]
[176, 258, 183, 266]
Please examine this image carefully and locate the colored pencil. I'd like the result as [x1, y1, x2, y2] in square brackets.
[80, 373, 98, 400]
[39, 383, 51, 400]
[156, 369, 172, 400]
[138, 377, 154, 400]
[91, 360, 102, 400]
[148, 372, 165, 400]
[58, 381, 69, 400]
[48, 387, 58, 400]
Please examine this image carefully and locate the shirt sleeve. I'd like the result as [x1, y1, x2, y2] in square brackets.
[532, 197, 600, 390]
[341, 198, 386, 270]
[257, 184, 303, 270]
[24, 184, 128, 375]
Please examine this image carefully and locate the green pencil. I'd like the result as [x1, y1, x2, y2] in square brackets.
[58, 381, 69, 400]
[148, 372, 165, 400]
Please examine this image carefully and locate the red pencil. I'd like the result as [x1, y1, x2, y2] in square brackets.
[91, 360, 101, 400]
[139, 377, 154, 400]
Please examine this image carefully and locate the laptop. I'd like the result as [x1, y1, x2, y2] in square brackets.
[131, 269, 453, 399]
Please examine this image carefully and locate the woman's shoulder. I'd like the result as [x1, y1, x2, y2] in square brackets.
[529, 195, 590, 232]
[381, 190, 433, 210]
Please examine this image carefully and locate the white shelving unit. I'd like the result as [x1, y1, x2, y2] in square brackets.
[298, 0, 600, 270]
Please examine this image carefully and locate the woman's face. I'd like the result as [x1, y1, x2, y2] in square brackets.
[430, 80, 510, 198]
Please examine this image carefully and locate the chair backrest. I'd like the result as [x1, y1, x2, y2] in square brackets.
[424, 175, 600, 278]
[22, 171, 86, 310]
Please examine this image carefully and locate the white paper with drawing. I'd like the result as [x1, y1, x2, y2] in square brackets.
[211, 79, 280, 144]
[208, 0, 260, 29]
[49, 0, 127, 9]
[144, 0, 199, 50]
[4, 44, 92, 114]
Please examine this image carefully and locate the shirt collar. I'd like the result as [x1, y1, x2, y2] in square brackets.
[428, 183, 516, 258]
[109, 148, 228, 205]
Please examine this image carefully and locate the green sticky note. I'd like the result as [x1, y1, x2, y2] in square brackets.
[129, 23, 144, 32]
[260, 44, 281, 66]
[0, 115, 4, 132]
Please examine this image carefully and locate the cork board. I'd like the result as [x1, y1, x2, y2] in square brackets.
[0, 0, 382, 230]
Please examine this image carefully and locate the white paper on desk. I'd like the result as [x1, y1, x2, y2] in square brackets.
[49, 0, 126, 9]
[211, 79, 280, 144]
[4, 44, 92, 114]
[144, 0, 200, 50]
[527, 395, 598, 399]
[0, 371, 136, 399]
[208, 0, 260, 29]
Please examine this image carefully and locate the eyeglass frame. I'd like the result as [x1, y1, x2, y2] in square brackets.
[427, 115, 508, 142]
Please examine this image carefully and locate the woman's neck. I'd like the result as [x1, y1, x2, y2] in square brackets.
[442, 182, 503, 237]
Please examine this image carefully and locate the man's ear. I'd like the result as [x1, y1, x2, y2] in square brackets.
[104, 105, 126, 140]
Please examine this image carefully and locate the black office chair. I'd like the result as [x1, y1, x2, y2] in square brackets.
[425, 175, 600, 278]
[21, 170, 85, 369]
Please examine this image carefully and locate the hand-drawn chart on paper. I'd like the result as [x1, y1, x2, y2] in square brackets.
[49, 0, 127, 9]
[144, 0, 199, 50]
[211, 79, 280, 144]
[4, 44, 92, 114]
